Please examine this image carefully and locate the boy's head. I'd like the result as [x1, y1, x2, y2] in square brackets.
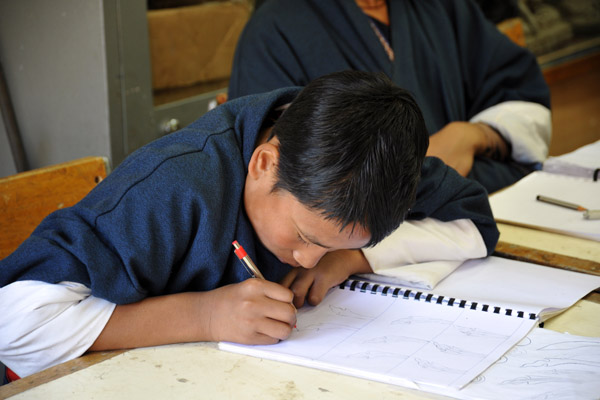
[245, 70, 428, 268]
[274, 70, 429, 245]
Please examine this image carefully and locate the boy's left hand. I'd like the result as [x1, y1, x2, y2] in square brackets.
[280, 249, 372, 308]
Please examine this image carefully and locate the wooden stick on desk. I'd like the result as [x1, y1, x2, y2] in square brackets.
[494, 240, 600, 297]
[494, 241, 600, 276]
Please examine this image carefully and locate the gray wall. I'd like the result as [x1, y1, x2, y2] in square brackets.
[0, 1, 113, 177]
[0, 115, 15, 177]
[0, 0, 225, 179]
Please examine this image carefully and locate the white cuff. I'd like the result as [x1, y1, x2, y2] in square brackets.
[360, 218, 487, 289]
[470, 101, 551, 163]
[0, 280, 115, 378]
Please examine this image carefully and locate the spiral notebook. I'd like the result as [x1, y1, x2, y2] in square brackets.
[219, 257, 600, 393]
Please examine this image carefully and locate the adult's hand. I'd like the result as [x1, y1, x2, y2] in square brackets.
[426, 122, 509, 176]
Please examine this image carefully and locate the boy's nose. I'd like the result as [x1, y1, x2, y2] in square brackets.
[293, 247, 328, 269]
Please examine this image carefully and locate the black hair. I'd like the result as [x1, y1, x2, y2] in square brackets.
[271, 70, 429, 246]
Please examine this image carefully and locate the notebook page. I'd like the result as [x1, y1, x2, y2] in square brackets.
[489, 171, 600, 241]
[430, 256, 600, 320]
[219, 257, 600, 392]
[220, 282, 537, 391]
[446, 328, 600, 400]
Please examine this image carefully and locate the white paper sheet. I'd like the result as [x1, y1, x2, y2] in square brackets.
[449, 328, 600, 400]
[220, 284, 538, 391]
[431, 256, 600, 320]
[543, 139, 600, 179]
[219, 257, 600, 393]
[489, 171, 600, 241]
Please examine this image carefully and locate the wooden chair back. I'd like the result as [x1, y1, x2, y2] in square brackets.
[0, 156, 109, 259]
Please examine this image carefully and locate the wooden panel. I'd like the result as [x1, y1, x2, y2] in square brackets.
[147, 2, 251, 90]
[542, 50, 600, 85]
[543, 52, 600, 156]
[0, 156, 109, 259]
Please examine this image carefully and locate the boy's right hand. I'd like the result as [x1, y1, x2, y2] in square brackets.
[204, 278, 297, 345]
[90, 279, 296, 352]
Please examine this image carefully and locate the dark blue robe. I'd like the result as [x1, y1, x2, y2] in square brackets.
[228, 0, 551, 192]
[0, 88, 498, 305]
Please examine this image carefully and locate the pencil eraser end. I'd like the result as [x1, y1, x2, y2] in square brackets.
[234, 245, 247, 259]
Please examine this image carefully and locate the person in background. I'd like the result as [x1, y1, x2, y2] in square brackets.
[228, 0, 552, 194]
[0, 71, 498, 382]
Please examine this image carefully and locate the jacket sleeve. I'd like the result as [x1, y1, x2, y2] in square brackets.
[408, 157, 500, 256]
[449, 0, 551, 164]
[361, 218, 487, 289]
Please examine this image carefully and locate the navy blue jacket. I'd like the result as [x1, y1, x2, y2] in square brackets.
[0, 88, 498, 304]
[228, 0, 551, 192]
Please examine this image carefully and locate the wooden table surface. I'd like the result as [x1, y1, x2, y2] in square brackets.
[2, 294, 598, 400]
[2, 223, 599, 399]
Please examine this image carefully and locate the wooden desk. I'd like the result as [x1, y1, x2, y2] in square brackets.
[494, 223, 600, 276]
[1, 295, 598, 400]
[2, 225, 599, 399]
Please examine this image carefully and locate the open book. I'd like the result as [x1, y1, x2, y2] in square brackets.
[219, 257, 600, 394]
[489, 141, 600, 241]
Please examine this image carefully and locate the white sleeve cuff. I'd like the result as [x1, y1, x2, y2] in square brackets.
[470, 101, 551, 164]
[360, 218, 487, 289]
[0, 280, 116, 378]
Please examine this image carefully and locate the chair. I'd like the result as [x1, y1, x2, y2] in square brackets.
[0, 156, 110, 260]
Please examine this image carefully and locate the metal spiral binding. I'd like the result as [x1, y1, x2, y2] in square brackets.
[340, 279, 538, 320]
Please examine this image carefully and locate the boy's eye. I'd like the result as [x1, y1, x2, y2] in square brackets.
[297, 233, 310, 246]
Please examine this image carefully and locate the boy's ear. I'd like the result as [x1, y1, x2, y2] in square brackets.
[248, 143, 280, 180]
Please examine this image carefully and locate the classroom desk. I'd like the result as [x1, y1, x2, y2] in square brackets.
[2, 226, 599, 399]
[1, 294, 599, 400]
[494, 222, 600, 275]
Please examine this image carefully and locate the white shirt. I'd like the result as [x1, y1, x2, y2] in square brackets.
[470, 100, 552, 164]
[0, 281, 115, 378]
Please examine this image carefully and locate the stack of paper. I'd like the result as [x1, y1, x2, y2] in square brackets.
[542, 139, 600, 180]
[489, 171, 600, 241]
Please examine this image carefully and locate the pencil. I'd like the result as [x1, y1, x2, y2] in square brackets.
[232, 240, 265, 279]
[536, 195, 588, 212]
[232, 240, 297, 328]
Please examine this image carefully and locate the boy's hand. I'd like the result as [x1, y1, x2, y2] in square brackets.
[280, 250, 372, 308]
[205, 279, 297, 345]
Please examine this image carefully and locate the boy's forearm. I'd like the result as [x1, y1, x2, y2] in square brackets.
[89, 292, 212, 351]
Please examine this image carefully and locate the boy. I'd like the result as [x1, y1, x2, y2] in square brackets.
[0, 71, 498, 379]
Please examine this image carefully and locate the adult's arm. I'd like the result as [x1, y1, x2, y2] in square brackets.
[453, 1, 551, 163]
[470, 101, 551, 164]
